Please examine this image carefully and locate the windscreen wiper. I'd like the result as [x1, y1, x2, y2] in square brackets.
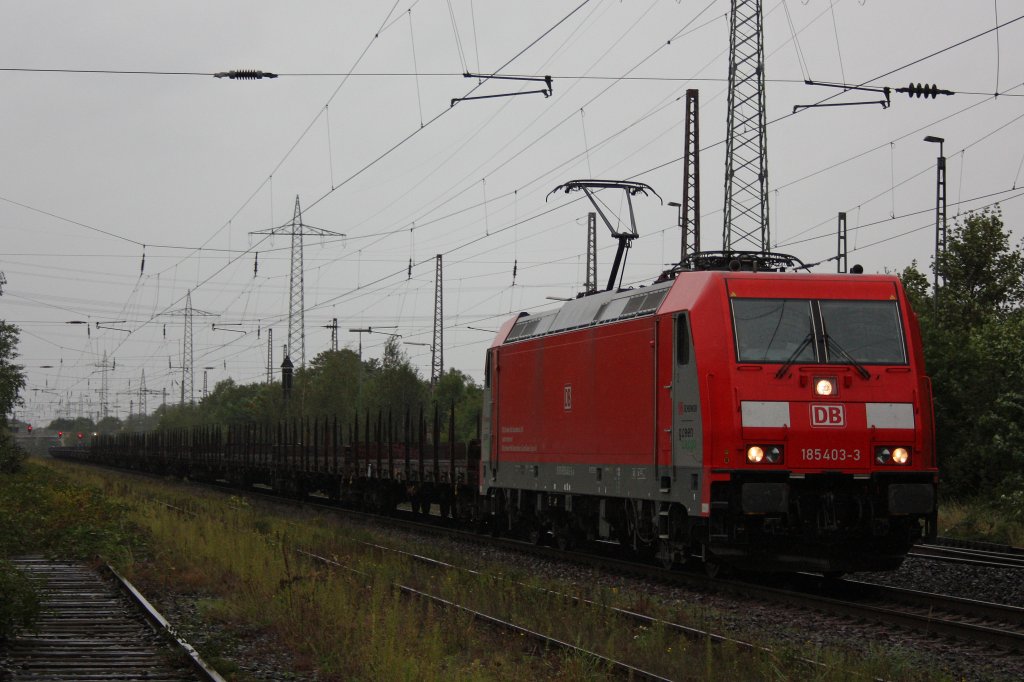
[823, 334, 871, 379]
[774, 333, 814, 379]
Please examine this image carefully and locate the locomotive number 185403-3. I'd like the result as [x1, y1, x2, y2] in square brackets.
[800, 448, 861, 462]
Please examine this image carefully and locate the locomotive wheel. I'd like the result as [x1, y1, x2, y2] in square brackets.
[704, 557, 722, 579]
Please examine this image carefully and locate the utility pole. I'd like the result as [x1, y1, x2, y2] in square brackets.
[251, 195, 344, 369]
[266, 329, 274, 384]
[837, 212, 848, 274]
[585, 213, 597, 294]
[431, 255, 444, 388]
[723, 0, 769, 253]
[139, 369, 147, 415]
[324, 318, 339, 352]
[681, 89, 701, 260]
[925, 135, 947, 306]
[98, 351, 110, 420]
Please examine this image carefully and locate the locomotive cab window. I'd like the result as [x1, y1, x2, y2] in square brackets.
[675, 313, 691, 365]
[731, 298, 908, 365]
[819, 300, 907, 364]
[732, 299, 816, 363]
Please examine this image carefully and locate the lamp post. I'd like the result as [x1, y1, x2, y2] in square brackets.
[924, 135, 947, 311]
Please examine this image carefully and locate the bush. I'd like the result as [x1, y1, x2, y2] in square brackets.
[0, 559, 41, 640]
[0, 433, 27, 474]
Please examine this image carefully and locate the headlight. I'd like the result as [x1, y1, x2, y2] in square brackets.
[875, 446, 911, 465]
[746, 445, 783, 464]
[814, 377, 837, 397]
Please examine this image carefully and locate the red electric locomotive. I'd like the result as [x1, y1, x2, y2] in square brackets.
[481, 244, 937, 575]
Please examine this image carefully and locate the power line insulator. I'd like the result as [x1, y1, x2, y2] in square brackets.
[896, 82, 953, 99]
[214, 70, 279, 80]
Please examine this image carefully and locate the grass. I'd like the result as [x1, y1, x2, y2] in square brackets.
[6, 456, 960, 681]
[939, 495, 1024, 546]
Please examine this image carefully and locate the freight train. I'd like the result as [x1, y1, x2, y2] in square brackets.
[52, 178, 938, 576]
[482, 249, 937, 575]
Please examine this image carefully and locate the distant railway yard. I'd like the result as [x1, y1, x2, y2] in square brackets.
[2, 455, 1021, 681]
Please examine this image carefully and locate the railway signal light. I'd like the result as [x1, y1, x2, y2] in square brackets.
[26, 424, 32, 433]
[77, 432, 83, 440]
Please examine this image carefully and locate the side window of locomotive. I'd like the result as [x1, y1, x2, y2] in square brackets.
[675, 314, 691, 365]
[731, 298, 816, 363]
[819, 300, 907, 364]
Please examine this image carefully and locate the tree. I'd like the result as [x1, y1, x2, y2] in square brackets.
[362, 337, 427, 422]
[0, 321, 27, 472]
[433, 368, 482, 441]
[935, 207, 1024, 327]
[0, 321, 25, 422]
[908, 208, 1024, 496]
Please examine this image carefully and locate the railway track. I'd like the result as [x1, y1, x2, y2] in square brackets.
[910, 536, 1024, 569]
[159, 484, 1024, 664]
[0, 557, 224, 682]
[52, 459, 1024, 672]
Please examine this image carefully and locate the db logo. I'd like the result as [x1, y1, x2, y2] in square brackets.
[810, 404, 846, 427]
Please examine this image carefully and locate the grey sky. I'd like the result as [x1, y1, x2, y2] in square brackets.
[3, 1, 1022, 424]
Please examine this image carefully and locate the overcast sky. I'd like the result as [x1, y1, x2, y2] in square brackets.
[3, 1, 1023, 425]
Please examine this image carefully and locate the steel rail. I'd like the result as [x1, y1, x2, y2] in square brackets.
[103, 563, 227, 682]
[296, 549, 672, 682]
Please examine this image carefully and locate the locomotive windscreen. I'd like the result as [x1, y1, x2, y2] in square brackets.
[819, 300, 906, 364]
[732, 299, 816, 363]
[732, 298, 907, 365]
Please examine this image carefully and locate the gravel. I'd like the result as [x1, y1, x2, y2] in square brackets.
[858, 555, 1024, 607]
[389, 525, 1024, 682]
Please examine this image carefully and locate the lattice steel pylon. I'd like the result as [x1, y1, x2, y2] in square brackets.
[266, 325, 274, 378]
[139, 369, 147, 416]
[182, 292, 194, 405]
[251, 196, 344, 369]
[585, 212, 597, 294]
[163, 289, 214, 405]
[723, 0, 769, 252]
[98, 351, 110, 420]
[431, 254, 444, 388]
[681, 89, 701, 260]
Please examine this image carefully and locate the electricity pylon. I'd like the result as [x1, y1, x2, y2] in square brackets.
[723, 0, 769, 252]
[251, 196, 344, 368]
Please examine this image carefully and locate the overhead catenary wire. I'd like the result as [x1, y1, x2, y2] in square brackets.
[16, 5, 1024, 421]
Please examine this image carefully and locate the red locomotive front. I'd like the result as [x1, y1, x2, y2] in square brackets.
[687, 272, 937, 573]
[482, 265, 937, 574]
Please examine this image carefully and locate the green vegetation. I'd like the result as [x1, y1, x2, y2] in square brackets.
[900, 208, 1024, 502]
[0, 320, 27, 473]
[0, 559, 40, 640]
[0, 461, 143, 638]
[939, 495, 1024, 546]
[52, 337, 483, 443]
[33, 460, 950, 681]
